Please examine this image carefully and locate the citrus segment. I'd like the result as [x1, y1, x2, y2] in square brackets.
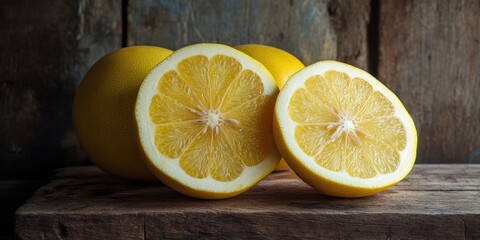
[222, 124, 271, 167]
[289, 88, 337, 124]
[156, 70, 199, 108]
[136, 43, 280, 199]
[366, 142, 400, 174]
[220, 70, 264, 112]
[209, 55, 243, 108]
[176, 55, 210, 106]
[344, 142, 378, 178]
[303, 75, 338, 110]
[179, 133, 211, 179]
[294, 125, 330, 157]
[153, 122, 201, 159]
[344, 77, 374, 113]
[223, 96, 270, 129]
[361, 116, 407, 150]
[149, 94, 197, 124]
[314, 134, 347, 172]
[274, 60, 417, 197]
[209, 131, 244, 181]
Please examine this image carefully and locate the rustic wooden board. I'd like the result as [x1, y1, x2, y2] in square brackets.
[16, 165, 480, 239]
[0, 0, 122, 180]
[127, 0, 370, 68]
[0, 180, 44, 240]
[378, 0, 480, 163]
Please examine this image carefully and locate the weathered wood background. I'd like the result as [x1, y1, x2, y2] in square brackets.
[15, 165, 480, 239]
[1, 0, 479, 238]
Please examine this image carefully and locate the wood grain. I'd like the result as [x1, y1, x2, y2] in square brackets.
[378, 0, 480, 163]
[16, 165, 480, 239]
[326, 0, 371, 70]
[0, 0, 121, 180]
[0, 180, 44, 240]
[127, 0, 370, 68]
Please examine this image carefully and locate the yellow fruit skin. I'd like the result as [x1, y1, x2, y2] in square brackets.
[234, 44, 304, 89]
[235, 44, 304, 171]
[274, 159, 290, 171]
[73, 46, 172, 181]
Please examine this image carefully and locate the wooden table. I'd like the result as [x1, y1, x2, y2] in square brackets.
[15, 164, 480, 239]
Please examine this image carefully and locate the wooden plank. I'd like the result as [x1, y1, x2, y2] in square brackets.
[326, 0, 371, 70]
[0, 0, 122, 180]
[16, 165, 480, 239]
[127, 0, 370, 68]
[378, 0, 480, 163]
[0, 180, 44, 240]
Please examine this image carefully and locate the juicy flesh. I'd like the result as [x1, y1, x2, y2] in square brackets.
[149, 55, 273, 182]
[289, 71, 407, 178]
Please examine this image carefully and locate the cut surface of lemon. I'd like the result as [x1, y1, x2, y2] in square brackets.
[135, 43, 280, 199]
[274, 61, 417, 197]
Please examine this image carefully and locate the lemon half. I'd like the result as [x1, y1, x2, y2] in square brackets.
[135, 43, 281, 199]
[274, 61, 417, 197]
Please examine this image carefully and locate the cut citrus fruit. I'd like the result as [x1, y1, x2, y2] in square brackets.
[235, 44, 305, 171]
[274, 61, 417, 197]
[135, 43, 281, 199]
[73, 46, 172, 181]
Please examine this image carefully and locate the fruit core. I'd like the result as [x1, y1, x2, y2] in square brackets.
[190, 106, 240, 134]
[327, 112, 365, 145]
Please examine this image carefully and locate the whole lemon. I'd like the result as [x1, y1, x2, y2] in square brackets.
[235, 44, 305, 89]
[73, 46, 172, 181]
[235, 44, 304, 171]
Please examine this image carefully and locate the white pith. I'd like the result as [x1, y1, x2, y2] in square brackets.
[135, 44, 280, 193]
[326, 111, 364, 145]
[276, 61, 417, 188]
[189, 105, 240, 135]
